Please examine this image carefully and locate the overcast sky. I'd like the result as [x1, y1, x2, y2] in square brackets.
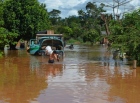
[38, 0, 140, 18]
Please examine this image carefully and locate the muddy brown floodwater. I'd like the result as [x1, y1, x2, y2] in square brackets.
[0, 44, 140, 103]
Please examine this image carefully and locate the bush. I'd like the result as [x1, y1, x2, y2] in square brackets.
[0, 51, 3, 57]
[66, 38, 81, 44]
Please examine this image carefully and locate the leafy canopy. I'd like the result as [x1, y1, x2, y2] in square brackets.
[3, 0, 50, 40]
[108, 8, 140, 61]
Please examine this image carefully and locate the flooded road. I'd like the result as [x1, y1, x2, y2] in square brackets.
[0, 45, 140, 103]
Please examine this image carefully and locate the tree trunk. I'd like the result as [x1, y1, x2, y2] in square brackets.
[104, 19, 110, 35]
[101, 14, 110, 35]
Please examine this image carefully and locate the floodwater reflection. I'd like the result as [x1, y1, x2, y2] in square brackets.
[0, 45, 140, 103]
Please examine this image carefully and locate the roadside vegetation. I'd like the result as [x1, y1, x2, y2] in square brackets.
[0, 0, 140, 66]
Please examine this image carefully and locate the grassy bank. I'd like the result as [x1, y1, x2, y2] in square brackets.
[66, 38, 99, 46]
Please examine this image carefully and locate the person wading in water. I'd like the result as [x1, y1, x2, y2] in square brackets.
[45, 46, 60, 63]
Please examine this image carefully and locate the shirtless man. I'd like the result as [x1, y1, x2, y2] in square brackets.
[48, 50, 59, 63]
[45, 46, 59, 63]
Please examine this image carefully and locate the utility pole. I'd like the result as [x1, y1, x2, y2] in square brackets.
[105, 0, 132, 20]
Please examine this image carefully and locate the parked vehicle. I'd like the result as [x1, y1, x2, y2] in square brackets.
[29, 33, 64, 56]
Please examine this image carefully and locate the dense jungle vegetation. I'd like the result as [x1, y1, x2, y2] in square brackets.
[0, 0, 140, 66]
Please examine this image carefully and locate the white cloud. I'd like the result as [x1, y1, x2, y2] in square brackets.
[43, 0, 87, 10]
[60, 9, 78, 18]
[41, 0, 89, 18]
[44, 0, 63, 10]
[39, 0, 140, 18]
[130, 0, 140, 9]
[130, 0, 139, 6]
[114, 8, 121, 14]
[67, 10, 78, 16]
[63, 1, 82, 7]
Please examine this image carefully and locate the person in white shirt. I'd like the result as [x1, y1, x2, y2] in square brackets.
[45, 46, 53, 55]
[45, 46, 59, 63]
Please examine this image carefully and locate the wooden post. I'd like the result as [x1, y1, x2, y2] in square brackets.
[133, 60, 137, 69]
[132, 68, 136, 77]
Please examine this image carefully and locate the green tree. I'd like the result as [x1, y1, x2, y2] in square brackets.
[57, 26, 73, 40]
[65, 16, 81, 39]
[3, 0, 50, 49]
[78, 2, 105, 44]
[0, 28, 18, 49]
[49, 9, 61, 25]
[108, 8, 140, 66]
[0, 0, 18, 55]
[0, 0, 4, 27]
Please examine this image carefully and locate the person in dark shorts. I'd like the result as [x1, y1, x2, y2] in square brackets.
[48, 50, 59, 63]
